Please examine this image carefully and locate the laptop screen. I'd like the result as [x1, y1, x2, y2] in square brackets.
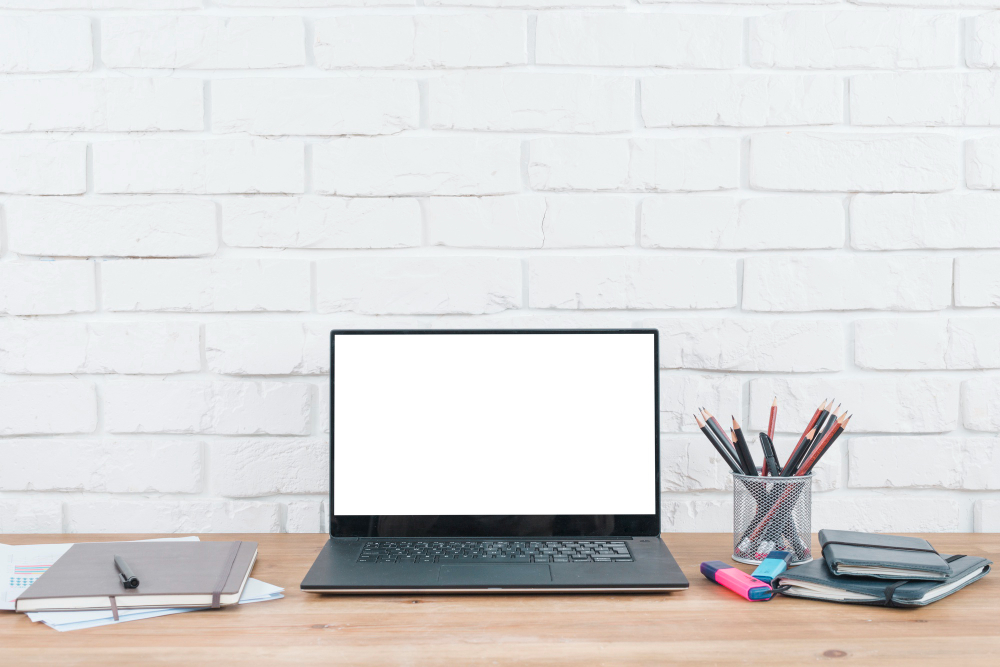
[331, 331, 659, 535]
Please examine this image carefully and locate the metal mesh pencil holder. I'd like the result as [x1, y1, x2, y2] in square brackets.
[732, 473, 812, 565]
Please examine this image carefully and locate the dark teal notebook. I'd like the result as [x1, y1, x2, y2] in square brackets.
[775, 554, 991, 607]
[819, 529, 951, 580]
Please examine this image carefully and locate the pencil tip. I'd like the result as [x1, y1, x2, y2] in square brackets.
[806, 428, 816, 438]
[772, 397, 777, 407]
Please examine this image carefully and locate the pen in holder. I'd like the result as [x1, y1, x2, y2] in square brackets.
[732, 472, 812, 565]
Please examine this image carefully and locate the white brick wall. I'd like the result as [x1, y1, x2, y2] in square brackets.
[2, 1, 999, 535]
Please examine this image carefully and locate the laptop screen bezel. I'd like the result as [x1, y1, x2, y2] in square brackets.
[328, 329, 662, 538]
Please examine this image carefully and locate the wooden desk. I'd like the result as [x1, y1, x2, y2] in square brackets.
[2, 533, 998, 665]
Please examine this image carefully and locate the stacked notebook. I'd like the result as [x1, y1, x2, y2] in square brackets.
[15, 540, 258, 615]
[774, 530, 992, 607]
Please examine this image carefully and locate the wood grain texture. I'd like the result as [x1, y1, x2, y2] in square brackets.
[1, 533, 998, 666]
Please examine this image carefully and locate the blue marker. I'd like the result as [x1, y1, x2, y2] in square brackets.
[752, 550, 794, 585]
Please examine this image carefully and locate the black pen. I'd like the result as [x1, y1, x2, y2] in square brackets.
[114, 555, 140, 589]
[758, 432, 782, 477]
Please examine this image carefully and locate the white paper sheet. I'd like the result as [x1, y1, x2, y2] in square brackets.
[28, 578, 285, 632]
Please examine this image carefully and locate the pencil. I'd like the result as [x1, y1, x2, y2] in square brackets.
[731, 417, 758, 476]
[795, 415, 848, 476]
[780, 400, 828, 476]
[783, 427, 816, 477]
[694, 414, 743, 474]
[763, 398, 777, 475]
[701, 408, 741, 469]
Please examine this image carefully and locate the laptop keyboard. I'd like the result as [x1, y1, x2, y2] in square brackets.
[357, 540, 633, 564]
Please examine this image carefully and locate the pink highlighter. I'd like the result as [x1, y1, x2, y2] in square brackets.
[700, 561, 772, 601]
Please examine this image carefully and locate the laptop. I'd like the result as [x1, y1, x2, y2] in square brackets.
[301, 329, 689, 593]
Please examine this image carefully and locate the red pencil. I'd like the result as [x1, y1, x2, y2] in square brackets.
[780, 399, 828, 476]
[795, 414, 848, 476]
[763, 398, 777, 475]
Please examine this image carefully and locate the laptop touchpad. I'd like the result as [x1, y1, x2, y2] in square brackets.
[438, 564, 552, 586]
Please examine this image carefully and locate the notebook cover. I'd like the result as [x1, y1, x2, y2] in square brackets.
[776, 554, 992, 607]
[16, 540, 257, 605]
[819, 529, 950, 580]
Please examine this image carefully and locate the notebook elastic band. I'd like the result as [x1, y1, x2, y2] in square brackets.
[211, 541, 243, 609]
[109, 595, 119, 621]
[945, 554, 966, 563]
[883, 580, 907, 608]
[822, 540, 938, 555]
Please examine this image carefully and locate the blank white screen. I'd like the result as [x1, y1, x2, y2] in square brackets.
[333, 333, 656, 516]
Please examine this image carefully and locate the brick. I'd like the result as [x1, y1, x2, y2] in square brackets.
[0, 78, 202, 132]
[1, 0, 196, 5]
[217, 0, 408, 5]
[660, 499, 731, 532]
[0, 381, 96, 435]
[658, 373, 742, 432]
[650, 318, 843, 372]
[967, 137, 1000, 190]
[536, 13, 741, 68]
[743, 256, 952, 312]
[750, 132, 958, 192]
[855, 318, 1000, 370]
[206, 322, 327, 375]
[314, 136, 520, 196]
[213, 440, 327, 497]
[0, 16, 91, 73]
[0, 261, 95, 315]
[660, 436, 729, 492]
[852, 194, 1000, 250]
[102, 16, 304, 69]
[429, 72, 632, 133]
[975, 500, 1000, 532]
[0, 139, 85, 195]
[850, 436, 1000, 490]
[104, 379, 311, 435]
[319, 383, 330, 434]
[642, 195, 844, 250]
[963, 377, 1000, 431]
[749, 377, 959, 433]
[813, 497, 960, 532]
[529, 256, 737, 310]
[0, 500, 62, 534]
[286, 501, 324, 533]
[0, 440, 202, 493]
[851, 73, 1000, 126]
[317, 257, 521, 315]
[6, 198, 217, 258]
[968, 12, 1000, 68]
[213, 78, 418, 136]
[222, 197, 420, 249]
[749, 10, 956, 69]
[956, 255, 1000, 306]
[93, 137, 304, 194]
[315, 13, 525, 69]
[529, 138, 739, 192]
[643, 73, 842, 127]
[103, 259, 309, 313]
[427, 0, 625, 5]
[0, 321, 200, 374]
[427, 195, 634, 248]
[66, 500, 282, 533]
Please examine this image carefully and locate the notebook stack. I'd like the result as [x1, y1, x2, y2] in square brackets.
[774, 530, 992, 607]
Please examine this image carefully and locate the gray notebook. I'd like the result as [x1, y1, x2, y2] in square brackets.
[819, 529, 951, 580]
[15, 540, 257, 614]
[776, 554, 991, 607]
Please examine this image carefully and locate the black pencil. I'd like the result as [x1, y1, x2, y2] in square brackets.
[731, 417, 758, 476]
[701, 408, 741, 469]
[694, 414, 743, 474]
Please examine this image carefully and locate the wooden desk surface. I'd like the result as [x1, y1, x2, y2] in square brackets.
[2, 533, 998, 665]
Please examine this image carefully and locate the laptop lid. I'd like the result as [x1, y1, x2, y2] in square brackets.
[329, 329, 661, 538]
